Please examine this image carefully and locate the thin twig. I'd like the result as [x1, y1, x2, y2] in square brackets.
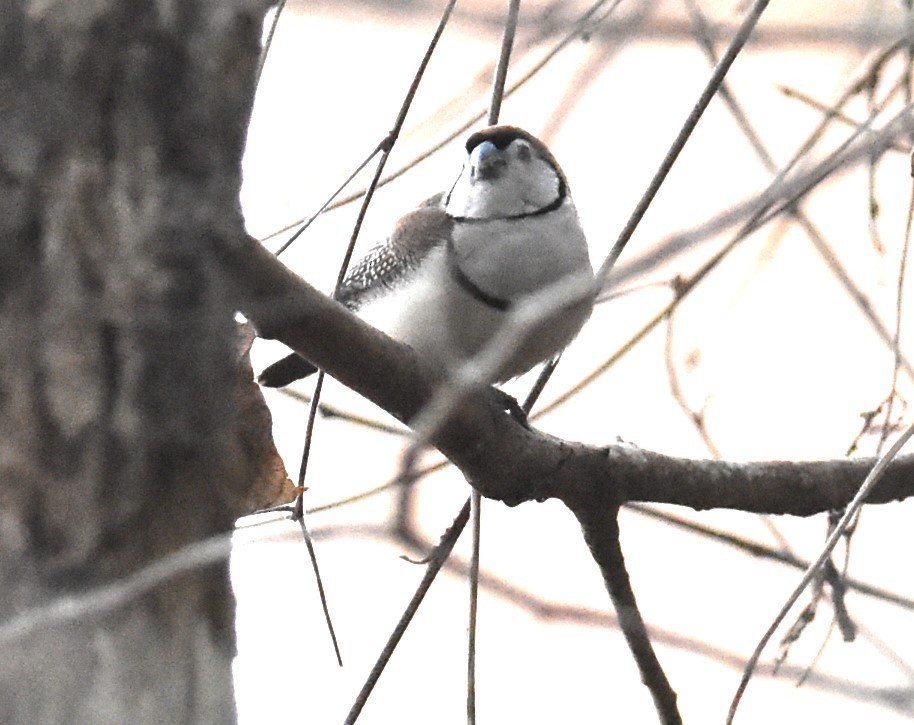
[297, 515, 342, 666]
[598, 0, 771, 282]
[306, 7, 463, 713]
[289, 372, 342, 665]
[469, 3, 522, 719]
[467, 488, 481, 725]
[802, 212, 914, 383]
[254, 0, 287, 92]
[487, 0, 520, 126]
[793, 562, 855, 687]
[272, 146, 382, 256]
[288, 0, 459, 676]
[278, 387, 408, 435]
[881, 149, 914, 451]
[343, 499, 471, 725]
[330, 0, 459, 297]
[662, 307, 795, 554]
[778, 84, 910, 154]
[684, 0, 875, 568]
[306, 459, 449, 515]
[294, 371, 324, 497]
[524, 354, 563, 413]
[663, 310, 720, 457]
[906, 2, 914, 107]
[282, 349, 336, 666]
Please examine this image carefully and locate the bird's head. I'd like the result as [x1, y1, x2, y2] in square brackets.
[445, 126, 567, 221]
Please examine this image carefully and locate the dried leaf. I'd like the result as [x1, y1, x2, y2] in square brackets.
[231, 323, 296, 514]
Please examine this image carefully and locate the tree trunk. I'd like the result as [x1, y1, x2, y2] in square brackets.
[0, 2, 264, 721]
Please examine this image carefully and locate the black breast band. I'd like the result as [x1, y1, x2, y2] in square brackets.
[446, 239, 511, 311]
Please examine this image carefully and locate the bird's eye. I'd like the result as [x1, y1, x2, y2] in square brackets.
[514, 141, 532, 162]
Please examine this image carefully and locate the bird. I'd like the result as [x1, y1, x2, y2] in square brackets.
[258, 125, 594, 389]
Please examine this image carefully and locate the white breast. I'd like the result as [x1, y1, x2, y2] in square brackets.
[356, 248, 503, 376]
[449, 201, 592, 301]
[357, 202, 594, 382]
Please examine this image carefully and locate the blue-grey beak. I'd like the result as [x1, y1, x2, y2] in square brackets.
[470, 140, 506, 180]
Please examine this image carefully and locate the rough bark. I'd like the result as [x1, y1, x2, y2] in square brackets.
[0, 2, 265, 722]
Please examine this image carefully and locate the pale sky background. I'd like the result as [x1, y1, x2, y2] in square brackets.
[234, 2, 914, 722]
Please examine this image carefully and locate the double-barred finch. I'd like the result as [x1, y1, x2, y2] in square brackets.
[258, 125, 594, 388]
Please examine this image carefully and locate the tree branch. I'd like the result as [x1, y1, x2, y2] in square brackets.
[214, 232, 914, 516]
[574, 504, 681, 724]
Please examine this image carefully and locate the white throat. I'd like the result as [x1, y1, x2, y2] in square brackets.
[445, 151, 563, 219]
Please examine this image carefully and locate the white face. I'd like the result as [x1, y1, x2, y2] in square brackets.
[445, 136, 563, 220]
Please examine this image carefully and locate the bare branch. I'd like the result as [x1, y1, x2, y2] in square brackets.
[574, 505, 681, 724]
[215, 232, 914, 515]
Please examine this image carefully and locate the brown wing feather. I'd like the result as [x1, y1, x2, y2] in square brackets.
[336, 193, 452, 309]
[258, 194, 453, 387]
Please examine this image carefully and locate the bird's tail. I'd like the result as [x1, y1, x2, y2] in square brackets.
[257, 353, 318, 387]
